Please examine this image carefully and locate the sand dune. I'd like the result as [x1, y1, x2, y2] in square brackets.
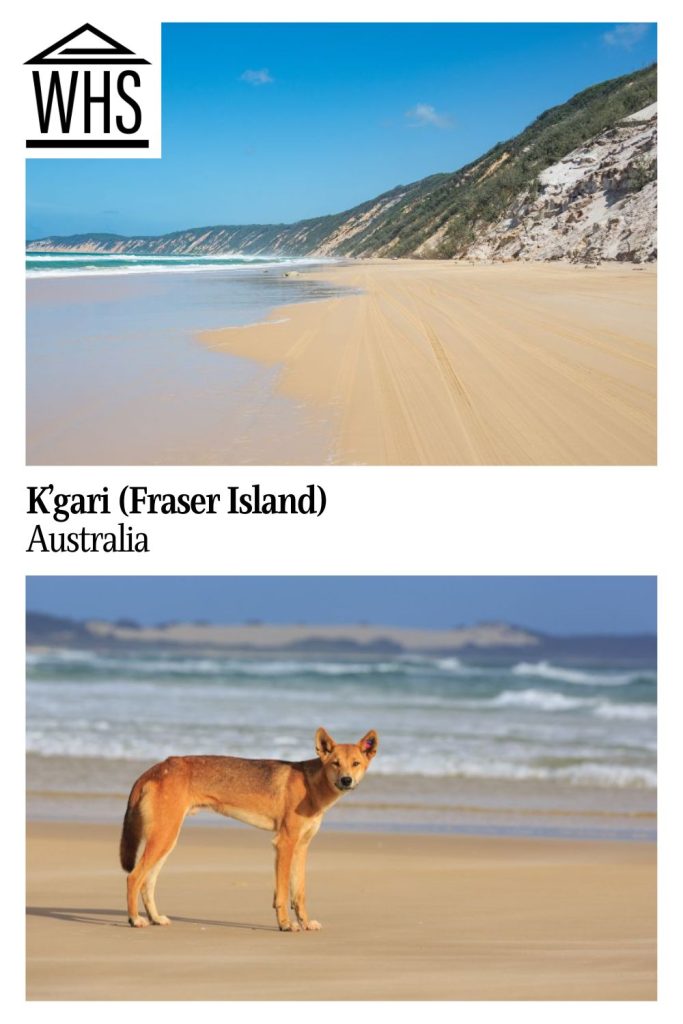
[77, 617, 538, 652]
[26, 821, 655, 1000]
[201, 261, 656, 465]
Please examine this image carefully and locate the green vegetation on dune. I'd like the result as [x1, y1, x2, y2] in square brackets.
[336, 63, 657, 258]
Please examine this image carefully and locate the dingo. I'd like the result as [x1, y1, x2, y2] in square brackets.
[120, 727, 378, 931]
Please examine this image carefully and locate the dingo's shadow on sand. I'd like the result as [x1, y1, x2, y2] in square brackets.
[26, 907, 276, 931]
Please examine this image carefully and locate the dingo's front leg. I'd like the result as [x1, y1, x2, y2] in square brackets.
[273, 830, 300, 932]
[290, 836, 321, 930]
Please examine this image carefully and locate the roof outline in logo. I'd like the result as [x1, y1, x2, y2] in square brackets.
[25, 23, 150, 65]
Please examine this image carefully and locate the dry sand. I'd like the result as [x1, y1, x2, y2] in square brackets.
[201, 260, 656, 465]
[26, 821, 656, 1000]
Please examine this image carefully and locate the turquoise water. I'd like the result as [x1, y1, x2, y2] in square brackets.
[26, 252, 311, 276]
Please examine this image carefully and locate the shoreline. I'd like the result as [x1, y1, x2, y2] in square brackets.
[26, 820, 656, 1000]
[201, 259, 656, 465]
[26, 767, 657, 844]
[27, 796, 657, 843]
[25, 254, 342, 281]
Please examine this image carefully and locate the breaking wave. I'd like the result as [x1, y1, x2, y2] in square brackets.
[26, 647, 656, 790]
[511, 661, 654, 686]
[26, 252, 328, 279]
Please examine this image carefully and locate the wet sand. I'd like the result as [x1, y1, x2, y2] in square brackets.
[26, 820, 656, 1000]
[202, 261, 656, 465]
[26, 268, 343, 465]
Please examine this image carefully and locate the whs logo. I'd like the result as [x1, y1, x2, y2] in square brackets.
[24, 22, 161, 157]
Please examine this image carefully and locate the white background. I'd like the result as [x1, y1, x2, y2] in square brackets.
[4, 1, 682, 1020]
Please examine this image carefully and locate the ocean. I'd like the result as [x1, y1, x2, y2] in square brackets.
[25, 252, 319, 278]
[26, 648, 657, 840]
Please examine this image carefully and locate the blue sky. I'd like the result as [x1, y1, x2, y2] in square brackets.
[26, 577, 656, 634]
[26, 22, 656, 238]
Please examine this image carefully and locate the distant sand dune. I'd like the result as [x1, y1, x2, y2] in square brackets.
[79, 618, 538, 652]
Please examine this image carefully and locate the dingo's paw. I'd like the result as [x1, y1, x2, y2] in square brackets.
[304, 920, 322, 931]
[152, 915, 171, 926]
[279, 921, 301, 932]
[129, 915, 149, 928]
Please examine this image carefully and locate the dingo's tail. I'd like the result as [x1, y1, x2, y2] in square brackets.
[119, 780, 146, 872]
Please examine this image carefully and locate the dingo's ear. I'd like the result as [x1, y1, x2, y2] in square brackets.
[359, 730, 378, 759]
[315, 727, 336, 758]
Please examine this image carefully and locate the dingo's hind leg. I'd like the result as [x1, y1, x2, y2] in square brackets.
[141, 851, 173, 925]
[127, 811, 184, 927]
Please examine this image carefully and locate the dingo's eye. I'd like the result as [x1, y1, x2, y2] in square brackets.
[352, 761, 360, 767]
[333, 760, 341, 767]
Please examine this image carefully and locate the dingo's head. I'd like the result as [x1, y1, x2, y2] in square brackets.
[315, 727, 378, 792]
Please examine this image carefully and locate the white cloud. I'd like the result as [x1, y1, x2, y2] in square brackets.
[405, 103, 453, 129]
[602, 24, 650, 49]
[240, 69, 274, 86]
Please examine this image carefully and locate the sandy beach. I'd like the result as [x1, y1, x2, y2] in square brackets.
[26, 820, 655, 1000]
[202, 260, 656, 465]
